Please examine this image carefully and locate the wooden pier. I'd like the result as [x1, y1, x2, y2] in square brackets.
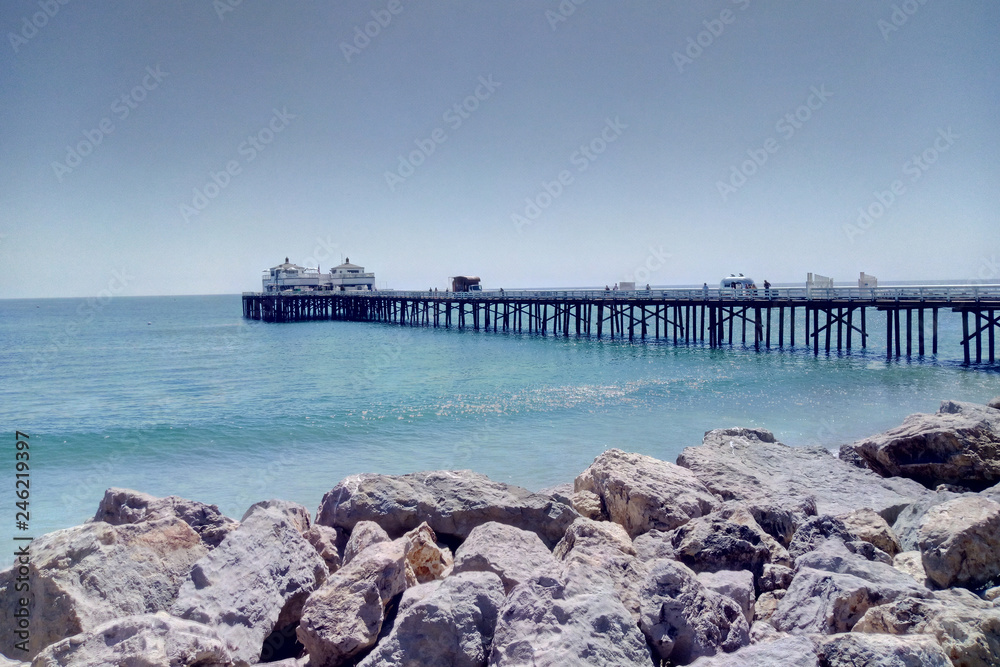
[243, 285, 1000, 365]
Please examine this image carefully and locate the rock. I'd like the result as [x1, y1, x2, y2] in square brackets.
[892, 551, 929, 587]
[771, 538, 929, 634]
[678, 428, 926, 526]
[697, 570, 755, 625]
[94, 487, 238, 548]
[297, 538, 414, 666]
[841, 400, 1000, 490]
[837, 508, 901, 557]
[403, 522, 454, 584]
[854, 587, 1000, 667]
[303, 524, 344, 573]
[787, 515, 856, 560]
[553, 517, 648, 620]
[358, 571, 505, 667]
[538, 482, 574, 505]
[343, 520, 390, 566]
[632, 529, 677, 562]
[317, 470, 578, 548]
[0, 518, 207, 659]
[918, 495, 1000, 589]
[843, 540, 893, 565]
[758, 564, 794, 593]
[752, 591, 784, 624]
[743, 499, 817, 548]
[30, 612, 235, 667]
[983, 481, 1000, 504]
[575, 448, 718, 538]
[747, 621, 784, 645]
[487, 575, 653, 667]
[891, 488, 969, 551]
[171, 504, 327, 665]
[814, 632, 952, 667]
[570, 489, 606, 520]
[640, 559, 750, 664]
[686, 635, 819, 666]
[983, 586, 1000, 601]
[241, 498, 311, 534]
[453, 521, 558, 594]
[988, 396, 1000, 410]
[657, 503, 791, 580]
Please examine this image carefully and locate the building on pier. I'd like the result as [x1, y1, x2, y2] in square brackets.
[262, 257, 375, 292]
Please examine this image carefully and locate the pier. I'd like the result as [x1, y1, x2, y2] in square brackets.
[243, 285, 1000, 365]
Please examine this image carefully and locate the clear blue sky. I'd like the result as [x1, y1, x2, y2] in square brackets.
[1, 1, 998, 297]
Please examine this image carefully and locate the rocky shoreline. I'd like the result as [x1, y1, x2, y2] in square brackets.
[3, 398, 1000, 666]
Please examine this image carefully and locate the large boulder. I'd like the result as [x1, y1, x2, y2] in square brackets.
[343, 520, 390, 566]
[917, 495, 1000, 589]
[30, 612, 236, 667]
[771, 538, 929, 634]
[403, 522, 454, 584]
[854, 587, 1000, 667]
[297, 537, 413, 667]
[891, 487, 969, 551]
[241, 499, 311, 534]
[358, 571, 505, 667]
[0, 518, 207, 659]
[840, 400, 1000, 490]
[814, 632, 952, 667]
[837, 508, 902, 557]
[575, 448, 718, 538]
[553, 517, 648, 620]
[689, 632, 952, 667]
[787, 515, 857, 560]
[687, 635, 819, 666]
[94, 487, 238, 548]
[640, 559, 750, 664]
[487, 575, 653, 667]
[316, 470, 577, 548]
[303, 524, 344, 574]
[170, 503, 328, 665]
[652, 503, 791, 580]
[677, 428, 927, 525]
[453, 521, 558, 594]
[696, 570, 755, 626]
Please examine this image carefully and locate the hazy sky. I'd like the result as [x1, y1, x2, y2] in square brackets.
[2, 1, 998, 297]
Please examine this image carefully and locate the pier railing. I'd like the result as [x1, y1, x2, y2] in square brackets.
[244, 284, 1000, 303]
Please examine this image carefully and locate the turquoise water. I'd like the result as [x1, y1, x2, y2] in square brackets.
[2, 294, 998, 560]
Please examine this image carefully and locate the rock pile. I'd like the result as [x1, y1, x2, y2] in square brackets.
[2, 397, 1000, 666]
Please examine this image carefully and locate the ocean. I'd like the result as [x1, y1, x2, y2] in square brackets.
[2, 293, 999, 559]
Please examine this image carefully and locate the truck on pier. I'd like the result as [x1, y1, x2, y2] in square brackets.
[451, 276, 482, 292]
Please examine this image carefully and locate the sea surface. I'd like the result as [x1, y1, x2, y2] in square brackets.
[2, 293, 999, 560]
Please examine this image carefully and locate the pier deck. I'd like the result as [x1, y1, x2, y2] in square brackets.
[243, 285, 1000, 365]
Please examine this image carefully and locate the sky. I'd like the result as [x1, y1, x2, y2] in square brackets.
[1, 1, 998, 297]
